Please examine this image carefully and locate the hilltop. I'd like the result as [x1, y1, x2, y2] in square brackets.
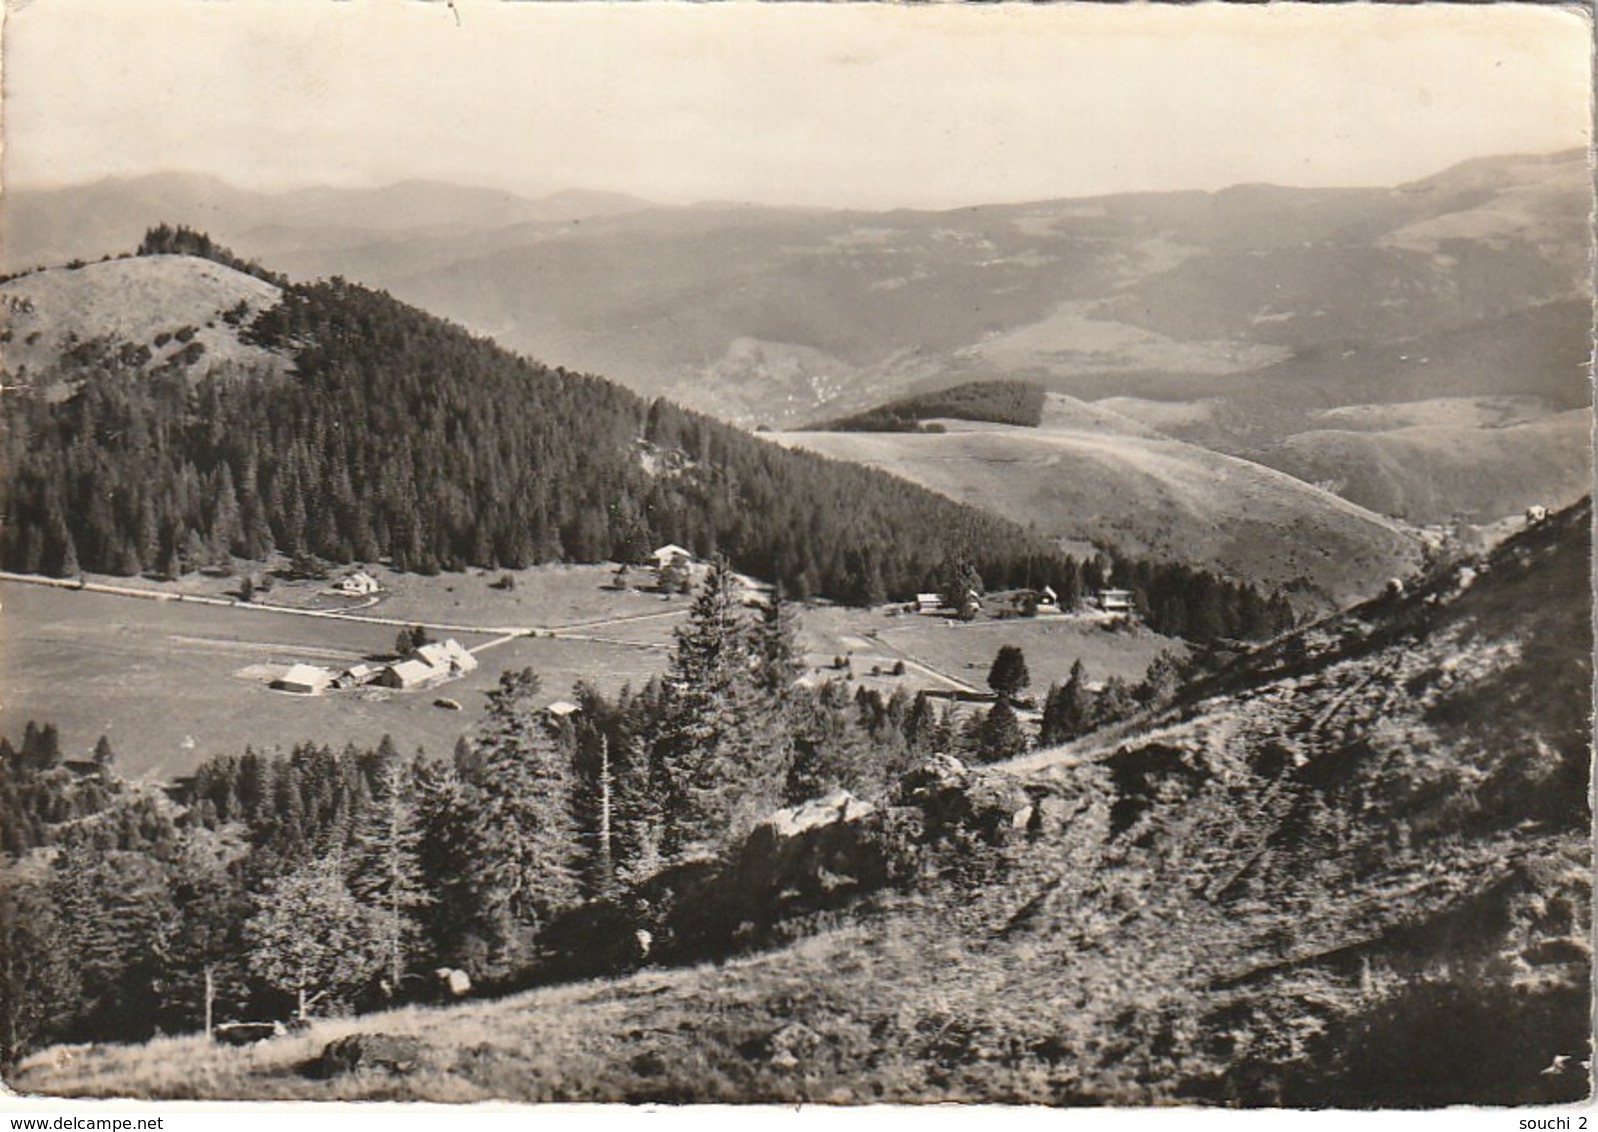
[13, 500, 1588, 1105]
[0, 255, 290, 396]
[9, 152, 1587, 431]
[776, 393, 1422, 608]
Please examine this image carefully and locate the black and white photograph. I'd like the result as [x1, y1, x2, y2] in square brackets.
[0, 0, 1592, 1114]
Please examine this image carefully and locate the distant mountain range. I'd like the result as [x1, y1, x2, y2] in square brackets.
[5, 148, 1589, 554]
[9, 152, 1587, 427]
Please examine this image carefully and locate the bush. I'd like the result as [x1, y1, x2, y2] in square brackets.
[1278, 977, 1593, 1107]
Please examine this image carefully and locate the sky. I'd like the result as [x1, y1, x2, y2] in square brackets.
[2, 0, 1592, 209]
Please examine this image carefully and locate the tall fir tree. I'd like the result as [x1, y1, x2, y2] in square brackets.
[656, 562, 786, 857]
[1040, 659, 1094, 747]
[460, 668, 580, 972]
[976, 699, 1027, 764]
[347, 753, 431, 994]
[0, 876, 81, 1065]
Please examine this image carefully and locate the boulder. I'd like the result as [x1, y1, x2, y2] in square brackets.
[895, 754, 1035, 845]
[759, 789, 875, 839]
[432, 966, 472, 999]
[743, 1022, 822, 1069]
[730, 789, 887, 915]
[319, 1032, 430, 1077]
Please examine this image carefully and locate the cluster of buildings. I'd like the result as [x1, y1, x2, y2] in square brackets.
[271, 638, 479, 696]
[908, 586, 1135, 619]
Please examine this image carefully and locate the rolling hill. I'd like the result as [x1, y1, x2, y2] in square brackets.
[1, 173, 651, 278]
[7, 152, 1588, 546]
[1254, 405, 1592, 524]
[775, 394, 1422, 608]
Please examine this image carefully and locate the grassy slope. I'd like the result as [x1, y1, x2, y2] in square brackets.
[0, 256, 288, 391]
[775, 395, 1421, 608]
[18, 504, 1587, 1105]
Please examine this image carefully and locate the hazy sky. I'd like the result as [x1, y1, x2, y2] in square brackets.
[3, 0, 1591, 209]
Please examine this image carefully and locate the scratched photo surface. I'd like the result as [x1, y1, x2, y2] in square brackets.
[0, 0, 1592, 1112]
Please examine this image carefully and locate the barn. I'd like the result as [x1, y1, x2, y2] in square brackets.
[416, 639, 479, 675]
[335, 663, 380, 689]
[379, 659, 440, 690]
[650, 544, 692, 571]
[273, 664, 335, 695]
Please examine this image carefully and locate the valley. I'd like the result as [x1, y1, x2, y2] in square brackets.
[0, 559, 1180, 783]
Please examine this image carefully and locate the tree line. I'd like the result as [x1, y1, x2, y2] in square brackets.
[0, 231, 1294, 644]
[811, 379, 1047, 431]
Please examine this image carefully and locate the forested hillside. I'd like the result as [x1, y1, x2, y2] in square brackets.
[0, 238, 1294, 641]
[810, 380, 1047, 432]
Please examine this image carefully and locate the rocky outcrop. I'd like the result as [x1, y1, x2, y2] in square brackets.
[317, 1033, 430, 1077]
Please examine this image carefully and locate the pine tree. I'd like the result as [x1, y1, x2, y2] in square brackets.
[1093, 675, 1137, 729]
[655, 562, 784, 856]
[784, 680, 879, 802]
[903, 691, 940, 757]
[461, 668, 580, 971]
[976, 700, 1026, 764]
[161, 825, 252, 1037]
[0, 876, 80, 1065]
[1135, 650, 1185, 707]
[942, 559, 984, 621]
[413, 756, 478, 968]
[1040, 660, 1093, 746]
[987, 644, 1031, 704]
[347, 754, 430, 995]
[48, 843, 173, 1042]
[751, 587, 803, 699]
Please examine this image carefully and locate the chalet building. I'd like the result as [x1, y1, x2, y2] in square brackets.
[379, 638, 478, 690]
[1037, 585, 1058, 609]
[334, 663, 380, 689]
[379, 658, 438, 690]
[333, 570, 381, 596]
[650, 544, 693, 571]
[915, 593, 944, 614]
[416, 639, 479, 676]
[545, 700, 580, 720]
[1093, 588, 1136, 615]
[274, 663, 335, 695]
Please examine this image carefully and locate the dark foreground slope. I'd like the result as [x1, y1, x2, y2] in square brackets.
[15, 504, 1589, 1105]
